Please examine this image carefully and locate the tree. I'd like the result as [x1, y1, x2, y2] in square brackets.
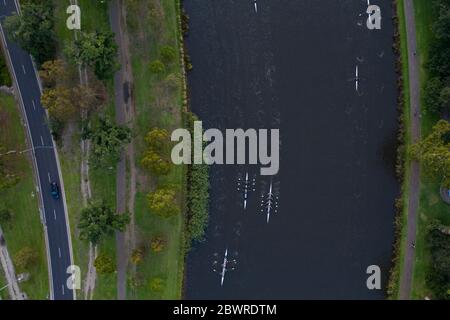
[72, 84, 107, 115]
[4, 2, 56, 65]
[160, 46, 176, 64]
[145, 128, 169, 152]
[411, 120, 450, 188]
[149, 60, 165, 74]
[39, 60, 65, 88]
[424, 77, 444, 114]
[65, 31, 119, 80]
[141, 150, 171, 176]
[130, 248, 144, 265]
[78, 201, 130, 245]
[439, 86, 450, 114]
[14, 246, 38, 270]
[149, 277, 165, 293]
[150, 236, 166, 253]
[428, 41, 450, 79]
[433, 3, 450, 41]
[426, 227, 450, 299]
[0, 208, 13, 226]
[94, 254, 115, 274]
[87, 118, 131, 167]
[147, 188, 180, 218]
[41, 87, 76, 122]
[141, 128, 171, 175]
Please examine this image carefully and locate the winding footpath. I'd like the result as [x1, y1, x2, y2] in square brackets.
[399, 0, 422, 300]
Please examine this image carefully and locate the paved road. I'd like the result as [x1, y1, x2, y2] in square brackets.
[0, 1, 74, 300]
[399, 0, 422, 300]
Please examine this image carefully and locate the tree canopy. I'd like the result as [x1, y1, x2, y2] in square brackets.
[4, 2, 56, 65]
[65, 31, 119, 80]
[41, 87, 77, 122]
[411, 120, 450, 188]
[78, 201, 130, 245]
[94, 254, 116, 274]
[87, 118, 131, 167]
[147, 188, 180, 218]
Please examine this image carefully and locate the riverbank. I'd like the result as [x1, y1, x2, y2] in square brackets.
[410, 0, 450, 299]
[393, 0, 450, 299]
[388, 0, 411, 299]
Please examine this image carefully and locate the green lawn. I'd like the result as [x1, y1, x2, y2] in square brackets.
[0, 93, 49, 299]
[410, 0, 450, 299]
[124, 0, 186, 299]
[52, 0, 118, 299]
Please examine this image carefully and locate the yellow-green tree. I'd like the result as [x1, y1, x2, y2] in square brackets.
[150, 236, 166, 253]
[94, 254, 115, 274]
[411, 120, 450, 188]
[141, 128, 171, 176]
[39, 59, 65, 88]
[41, 87, 76, 122]
[147, 188, 179, 218]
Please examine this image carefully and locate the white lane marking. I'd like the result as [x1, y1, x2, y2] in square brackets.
[58, 247, 61, 258]
[62, 285, 65, 295]
[54, 209, 57, 220]
[40, 135, 44, 146]
[48, 172, 51, 182]
[21, 65, 26, 74]
[31, 99, 36, 110]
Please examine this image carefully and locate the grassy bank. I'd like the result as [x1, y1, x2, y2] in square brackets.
[52, 0, 117, 299]
[388, 0, 411, 299]
[0, 93, 48, 299]
[409, 0, 450, 299]
[124, 0, 187, 299]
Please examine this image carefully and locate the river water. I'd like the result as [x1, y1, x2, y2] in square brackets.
[184, 0, 399, 299]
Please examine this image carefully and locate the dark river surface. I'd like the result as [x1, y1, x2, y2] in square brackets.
[184, 0, 399, 299]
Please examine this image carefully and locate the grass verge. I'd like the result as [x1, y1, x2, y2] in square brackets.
[52, 0, 117, 299]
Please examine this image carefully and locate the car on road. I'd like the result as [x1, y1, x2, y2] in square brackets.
[50, 182, 60, 200]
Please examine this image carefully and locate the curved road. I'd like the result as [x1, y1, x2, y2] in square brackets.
[0, 1, 74, 300]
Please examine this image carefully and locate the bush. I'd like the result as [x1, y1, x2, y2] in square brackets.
[14, 247, 38, 270]
[0, 208, 12, 226]
[160, 46, 176, 63]
[165, 73, 181, 91]
[94, 254, 116, 274]
[149, 277, 165, 293]
[424, 77, 443, 114]
[150, 236, 166, 253]
[149, 60, 166, 74]
[426, 227, 450, 299]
